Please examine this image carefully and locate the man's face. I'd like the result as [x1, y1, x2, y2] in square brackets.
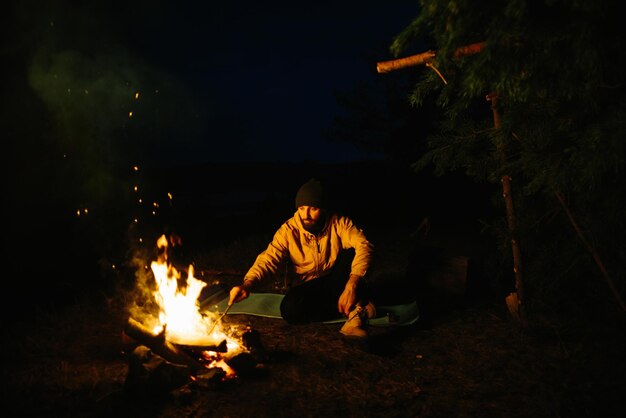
[297, 206, 326, 234]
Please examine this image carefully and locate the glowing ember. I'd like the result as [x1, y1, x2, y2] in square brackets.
[201, 351, 237, 378]
[150, 234, 242, 352]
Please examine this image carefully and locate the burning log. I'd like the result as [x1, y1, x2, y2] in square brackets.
[122, 234, 267, 393]
[124, 317, 210, 371]
[176, 339, 228, 353]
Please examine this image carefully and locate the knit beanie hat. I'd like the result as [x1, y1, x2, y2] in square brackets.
[295, 178, 327, 209]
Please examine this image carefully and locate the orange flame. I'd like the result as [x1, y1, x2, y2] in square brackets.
[150, 235, 242, 352]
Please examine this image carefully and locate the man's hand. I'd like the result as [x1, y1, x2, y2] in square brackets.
[229, 285, 250, 305]
[338, 283, 357, 317]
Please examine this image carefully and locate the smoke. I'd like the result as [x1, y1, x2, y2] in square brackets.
[5, 0, 214, 293]
[26, 40, 209, 188]
[124, 244, 162, 328]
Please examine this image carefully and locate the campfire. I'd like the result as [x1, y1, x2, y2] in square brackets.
[122, 234, 265, 392]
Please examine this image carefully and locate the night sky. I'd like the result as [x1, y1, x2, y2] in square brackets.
[3, 1, 424, 299]
[6, 0, 420, 166]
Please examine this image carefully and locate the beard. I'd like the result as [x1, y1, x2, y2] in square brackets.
[302, 213, 327, 235]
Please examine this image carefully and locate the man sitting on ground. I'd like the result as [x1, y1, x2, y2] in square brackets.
[228, 178, 376, 338]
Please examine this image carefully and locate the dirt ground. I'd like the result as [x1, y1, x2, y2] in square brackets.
[5, 294, 624, 418]
[4, 224, 625, 418]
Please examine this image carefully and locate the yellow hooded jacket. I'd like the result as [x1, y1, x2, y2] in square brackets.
[243, 211, 373, 287]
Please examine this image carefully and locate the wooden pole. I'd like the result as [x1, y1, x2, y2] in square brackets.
[487, 93, 526, 324]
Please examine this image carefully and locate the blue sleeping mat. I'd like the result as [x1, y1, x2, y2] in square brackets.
[207, 293, 419, 327]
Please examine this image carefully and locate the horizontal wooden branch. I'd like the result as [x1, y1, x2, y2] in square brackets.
[377, 50, 437, 73]
[376, 42, 485, 73]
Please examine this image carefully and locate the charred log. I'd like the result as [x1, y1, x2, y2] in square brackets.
[124, 345, 192, 395]
[227, 352, 263, 378]
[242, 327, 269, 363]
[124, 317, 205, 370]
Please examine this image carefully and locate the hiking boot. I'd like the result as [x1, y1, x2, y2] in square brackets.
[340, 302, 376, 338]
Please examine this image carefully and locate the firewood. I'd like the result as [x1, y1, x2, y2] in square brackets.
[124, 317, 204, 370]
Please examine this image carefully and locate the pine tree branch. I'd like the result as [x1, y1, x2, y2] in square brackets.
[378, 43, 526, 325]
